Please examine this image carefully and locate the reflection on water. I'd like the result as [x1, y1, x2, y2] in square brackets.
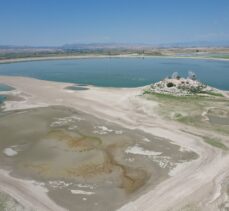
[0, 106, 197, 211]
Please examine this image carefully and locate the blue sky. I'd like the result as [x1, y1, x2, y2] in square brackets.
[0, 0, 229, 46]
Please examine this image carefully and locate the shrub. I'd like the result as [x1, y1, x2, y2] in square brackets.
[167, 82, 175, 87]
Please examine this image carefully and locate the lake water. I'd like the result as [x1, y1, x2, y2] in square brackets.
[0, 84, 14, 92]
[0, 96, 5, 104]
[0, 57, 229, 90]
[0, 84, 14, 104]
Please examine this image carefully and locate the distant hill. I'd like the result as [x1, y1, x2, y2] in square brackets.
[1, 41, 229, 57]
[154, 40, 229, 48]
[62, 41, 229, 49]
[1, 40, 229, 52]
[61, 43, 152, 50]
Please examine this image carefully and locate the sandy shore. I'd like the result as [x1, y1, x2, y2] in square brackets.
[0, 169, 65, 211]
[0, 54, 229, 64]
[0, 76, 229, 210]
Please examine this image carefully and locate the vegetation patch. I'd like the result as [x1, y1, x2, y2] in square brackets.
[0, 192, 24, 211]
[200, 91, 224, 97]
[144, 72, 224, 97]
[144, 91, 204, 102]
[166, 82, 175, 87]
[204, 138, 228, 150]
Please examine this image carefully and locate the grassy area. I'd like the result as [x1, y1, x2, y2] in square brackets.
[179, 204, 200, 211]
[0, 192, 24, 210]
[176, 116, 199, 125]
[142, 89, 152, 95]
[209, 55, 229, 59]
[143, 87, 224, 98]
[143, 90, 207, 103]
[0, 201, 6, 211]
[143, 90, 229, 136]
[204, 138, 228, 150]
[144, 92, 206, 124]
[200, 91, 224, 97]
[143, 89, 228, 107]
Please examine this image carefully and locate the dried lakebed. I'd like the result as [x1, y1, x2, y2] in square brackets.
[1, 76, 228, 210]
[0, 106, 197, 211]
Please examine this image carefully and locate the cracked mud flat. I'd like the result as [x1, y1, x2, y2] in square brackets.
[0, 106, 197, 211]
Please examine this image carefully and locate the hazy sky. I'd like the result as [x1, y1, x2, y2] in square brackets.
[0, 0, 229, 46]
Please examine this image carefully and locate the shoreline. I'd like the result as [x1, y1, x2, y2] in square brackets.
[0, 54, 229, 64]
[0, 169, 65, 211]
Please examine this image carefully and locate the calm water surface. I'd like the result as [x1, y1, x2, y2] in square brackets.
[0, 83, 14, 104]
[0, 57, 229, 89]
[0, 84, 14, 92]
[0, 96, 5, 104]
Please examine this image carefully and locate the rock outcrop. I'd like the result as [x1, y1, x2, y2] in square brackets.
[146, 73, 221, 96]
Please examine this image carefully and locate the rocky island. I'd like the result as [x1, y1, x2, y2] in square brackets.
[145, 72, 223, 97]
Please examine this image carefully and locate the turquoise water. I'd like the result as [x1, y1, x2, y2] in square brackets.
[0, 96, 6, 104]
[0, 57, 229, 90]
[0, 84, 14, 104]
[0, 83, 14, 92]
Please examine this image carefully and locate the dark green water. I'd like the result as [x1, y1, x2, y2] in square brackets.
[0, 57, 229, 89]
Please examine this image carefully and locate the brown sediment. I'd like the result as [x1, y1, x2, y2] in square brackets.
[65, 157, 113, 178]
[120, 167, 148, 193]
[47, 129, 102, 152]
[65, 142, 149, 193]
[31, 129, 149, 193]
[24, 163, 50, 175]
[106, 144, 149, 193]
